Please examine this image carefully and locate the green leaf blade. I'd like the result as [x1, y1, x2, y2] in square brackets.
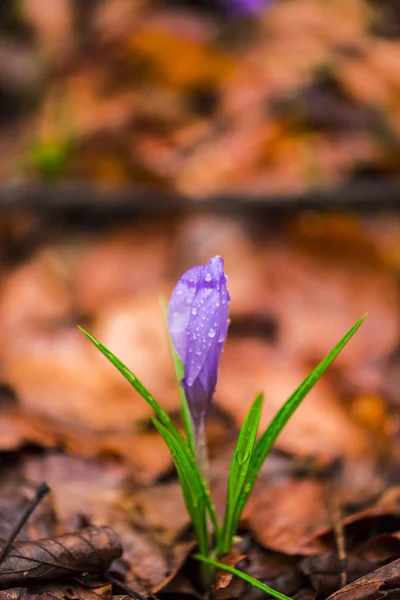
[220, 392, 263, 555]
[78, 325, 183, 440]
[79, 325, 221, 550]
[174, 353, 196, 456]
[235, 314, 367, 527]
[194, 555, 293, 600]
[153, 418, 209, 556]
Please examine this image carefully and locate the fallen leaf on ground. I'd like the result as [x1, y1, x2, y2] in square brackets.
[244, 478, 330, 555]
[0, 472, 56, 542]
[259, 236, 400, 370]
[74, 225, 174, 314]
[22, 453, 194, 596]
[212, 548, 246, 600]
[0, 527, 122, 587]
[0, 582, 113, 600]
[218, 339, 369, 462]
[326, 558, 400, 600]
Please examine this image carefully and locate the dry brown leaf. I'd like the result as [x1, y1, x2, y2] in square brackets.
[74, 225, 174, 313]
[19, 0, 73, 63]
[244, 479, 330, 555]
[21, 454, 194, 595]
[259, 237, 400, 369]
[127, 482, 189, 547]
[0, 296, 178, 435]
[217, 339, 369, 462]
[130, 23, 235, 90]
[91, 294, 179, 414]
[0, 527, 122, 587]
[176, 115, 274, 197]
[0, 473, 56, 542]
[326, 558, 400, 600]
[212, 548, 247, 600]
[0, 582, 113, 600]
[0, 325, 153, 430]
[0, 253, 72, 333]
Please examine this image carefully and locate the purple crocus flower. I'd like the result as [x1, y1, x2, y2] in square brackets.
[168, 256, 230, 432]
[224, 0, 272, 15]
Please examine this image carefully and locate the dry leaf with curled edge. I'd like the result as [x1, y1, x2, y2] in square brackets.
[326, 558, 400, 600]
[0, 582, 113, 600]
[0, 527, 122, 587]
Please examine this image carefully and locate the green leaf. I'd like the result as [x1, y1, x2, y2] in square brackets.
[220, 392, 263, 555]
[233, 314, 367, 532]
[79, 325, 221, 548]
[160, 297, 196, 456]
[153, 418, 209, 556]
[174, 352, 196, 455]
[31, 139, 70, 180]
[194, 555, 293, 600]
[78, 326, 182, 440]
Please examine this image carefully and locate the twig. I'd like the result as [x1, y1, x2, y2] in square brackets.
[104, 572, 157, 600]
[325, 481, 348, 588]
[0, 482, 50, 565]
[1, 180, 400, 215]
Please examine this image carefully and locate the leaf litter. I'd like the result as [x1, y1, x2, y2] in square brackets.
[0, 210, 399, 598]
[1, 0, 400, 595]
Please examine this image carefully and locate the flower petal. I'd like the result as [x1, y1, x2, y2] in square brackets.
[184, 256, 229, 386]
[169, 255, 230, 432]
[168, 265, 203, 360]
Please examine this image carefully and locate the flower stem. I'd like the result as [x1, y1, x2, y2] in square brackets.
[195, 415, 210, 485]
[195, 415, 214, 588]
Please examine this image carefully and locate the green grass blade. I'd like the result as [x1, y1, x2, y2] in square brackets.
[220, 392, 263, 555]
[194, 555, 293, 600]
[78, 326, 182, 439]
[153, 418, 209, 557]
[160, 297, 196, 456]
[173, 352, 196, 456]
[78, 324, 210, 539]
[79, 325, 221, 546]
[233, 314, 367, 525]
[153, 416, 221, 549]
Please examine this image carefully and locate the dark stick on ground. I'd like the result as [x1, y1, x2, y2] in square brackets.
[0, 180, 399, 216]
[0, 482, 50, 565]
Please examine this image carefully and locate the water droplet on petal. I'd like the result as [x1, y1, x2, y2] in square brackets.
[208, 327, 216, 338]
[205, 272, 212, 282]
[196, 348, 201, 355]
[191, 307, 197, 315]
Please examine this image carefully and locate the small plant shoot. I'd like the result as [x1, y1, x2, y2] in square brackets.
[80, 255, 366, 597]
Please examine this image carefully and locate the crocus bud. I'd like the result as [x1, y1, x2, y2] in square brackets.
[223, 0, 272, 15]
[168, 256, 230, 433]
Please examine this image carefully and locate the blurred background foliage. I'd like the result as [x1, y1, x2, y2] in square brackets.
[1, 0, 400, 195]
[0, 0, 399, 479]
